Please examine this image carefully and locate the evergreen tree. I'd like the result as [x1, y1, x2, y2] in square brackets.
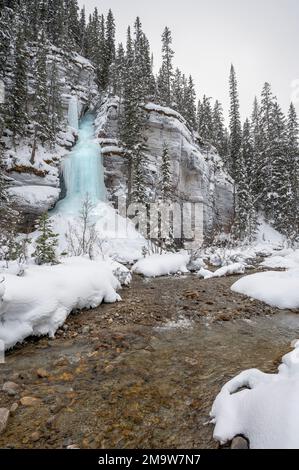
[100, 8, 115, 90]
[268, 101, 288, 227]
[250, 97, 263, 204]
[286, 102, 299, 241]
[7, 27, 28, 142]
[198, 95, 213, 142]
[79, 6, 87, 55]
[120, 27, 148, 202]
[212, 100, 226, 157]
[233, 150, 256, 241]
[48, 56, 63, 142]
[172, 68, 184, 114]
[228, 64, 242, 180]
[32, 30, 50, 154]
[157, 27, 174, 106]
[183, 76, 197, 129]
[33, 213, 59, 265]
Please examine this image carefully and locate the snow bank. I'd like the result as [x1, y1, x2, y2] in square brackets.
[0, 257, 121, 350]
[231, 269, 299, 309]
[211, 341, 299, 448]
[203, 218, 285, 268]
[132, 252, 190, 278]
[261, 249, 299, 270]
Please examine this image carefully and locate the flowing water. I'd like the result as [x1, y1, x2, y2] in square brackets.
[0, 275, 298, 449]
[55, 113, 106, 215]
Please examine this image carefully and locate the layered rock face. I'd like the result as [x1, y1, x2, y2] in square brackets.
[95, 98, 234, 235]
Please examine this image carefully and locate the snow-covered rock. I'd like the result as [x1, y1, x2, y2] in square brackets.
[211, 341, 299, 448]
[0, 257, 121, 350]
[9, 186, 61, 215]
[132, 252, 190, 277]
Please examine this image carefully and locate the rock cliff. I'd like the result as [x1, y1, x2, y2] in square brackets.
[95, 97, 234, 234]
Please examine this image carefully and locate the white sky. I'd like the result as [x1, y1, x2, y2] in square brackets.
[78, 0, 299, 122]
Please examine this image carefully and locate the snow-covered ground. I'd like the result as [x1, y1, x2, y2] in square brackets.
[0, 257, 122, 350]
[202, 217, 285, 268]
[211, 340, 299, 448]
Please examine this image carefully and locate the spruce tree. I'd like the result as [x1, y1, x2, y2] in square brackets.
[286, 103, 299, 242]
[268, 102, 288, 227]
[7, 27, 28, 142]
[34, 213, 59, 265]
[197, 95, 213, 142]
[250, 97, 263, 204]
[183, 76, 197, 129]
[157, 27, 174, 107]
[212, 100, 226, 157]
[172, 68, 184, 114]
[32, 30, 50, 155]
[228, 64, 242, 180]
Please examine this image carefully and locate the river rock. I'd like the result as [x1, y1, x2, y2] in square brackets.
[0, 408, 10, 434]
[37, 368, 50, 378]
[81, 325, 90, 334]
[231, 436, 249, 449]
[2, 381, 19, 396]
[20, 396, 42, 407]
[10, 403, 19, 414]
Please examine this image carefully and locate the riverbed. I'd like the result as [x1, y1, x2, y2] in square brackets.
[0, 274, 298, 449]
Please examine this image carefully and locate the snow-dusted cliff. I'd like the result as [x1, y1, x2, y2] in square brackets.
[95, 97, 234, 233]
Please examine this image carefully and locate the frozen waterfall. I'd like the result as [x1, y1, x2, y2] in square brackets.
[56, 114, 106, 214]
[68, 95, 79, 130]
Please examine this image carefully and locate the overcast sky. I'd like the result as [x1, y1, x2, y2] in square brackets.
[78, 0, 299, 121]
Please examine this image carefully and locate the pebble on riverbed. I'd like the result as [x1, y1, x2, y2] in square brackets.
[2, 381, 19, 396]
[231, 436, 249, 449]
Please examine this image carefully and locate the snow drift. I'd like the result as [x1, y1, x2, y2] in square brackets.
[0, 257, 121, 350]
[231, 269, 299, 309]
[211, 341, 299, 448]
[132, 252, 190, 277]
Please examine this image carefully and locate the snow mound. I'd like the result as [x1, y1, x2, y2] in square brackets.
[0, 257, 121, 350]
[231, 269, 299, 309]
[211, 341, 299, 448]
[198, 262, 246, 279]
[261, 249, 299, 270]
[132, 252, 190, 278]
[9, 186, 60, 213]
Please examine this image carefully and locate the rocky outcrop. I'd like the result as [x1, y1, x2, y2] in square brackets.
[95, 98, 234, 235]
